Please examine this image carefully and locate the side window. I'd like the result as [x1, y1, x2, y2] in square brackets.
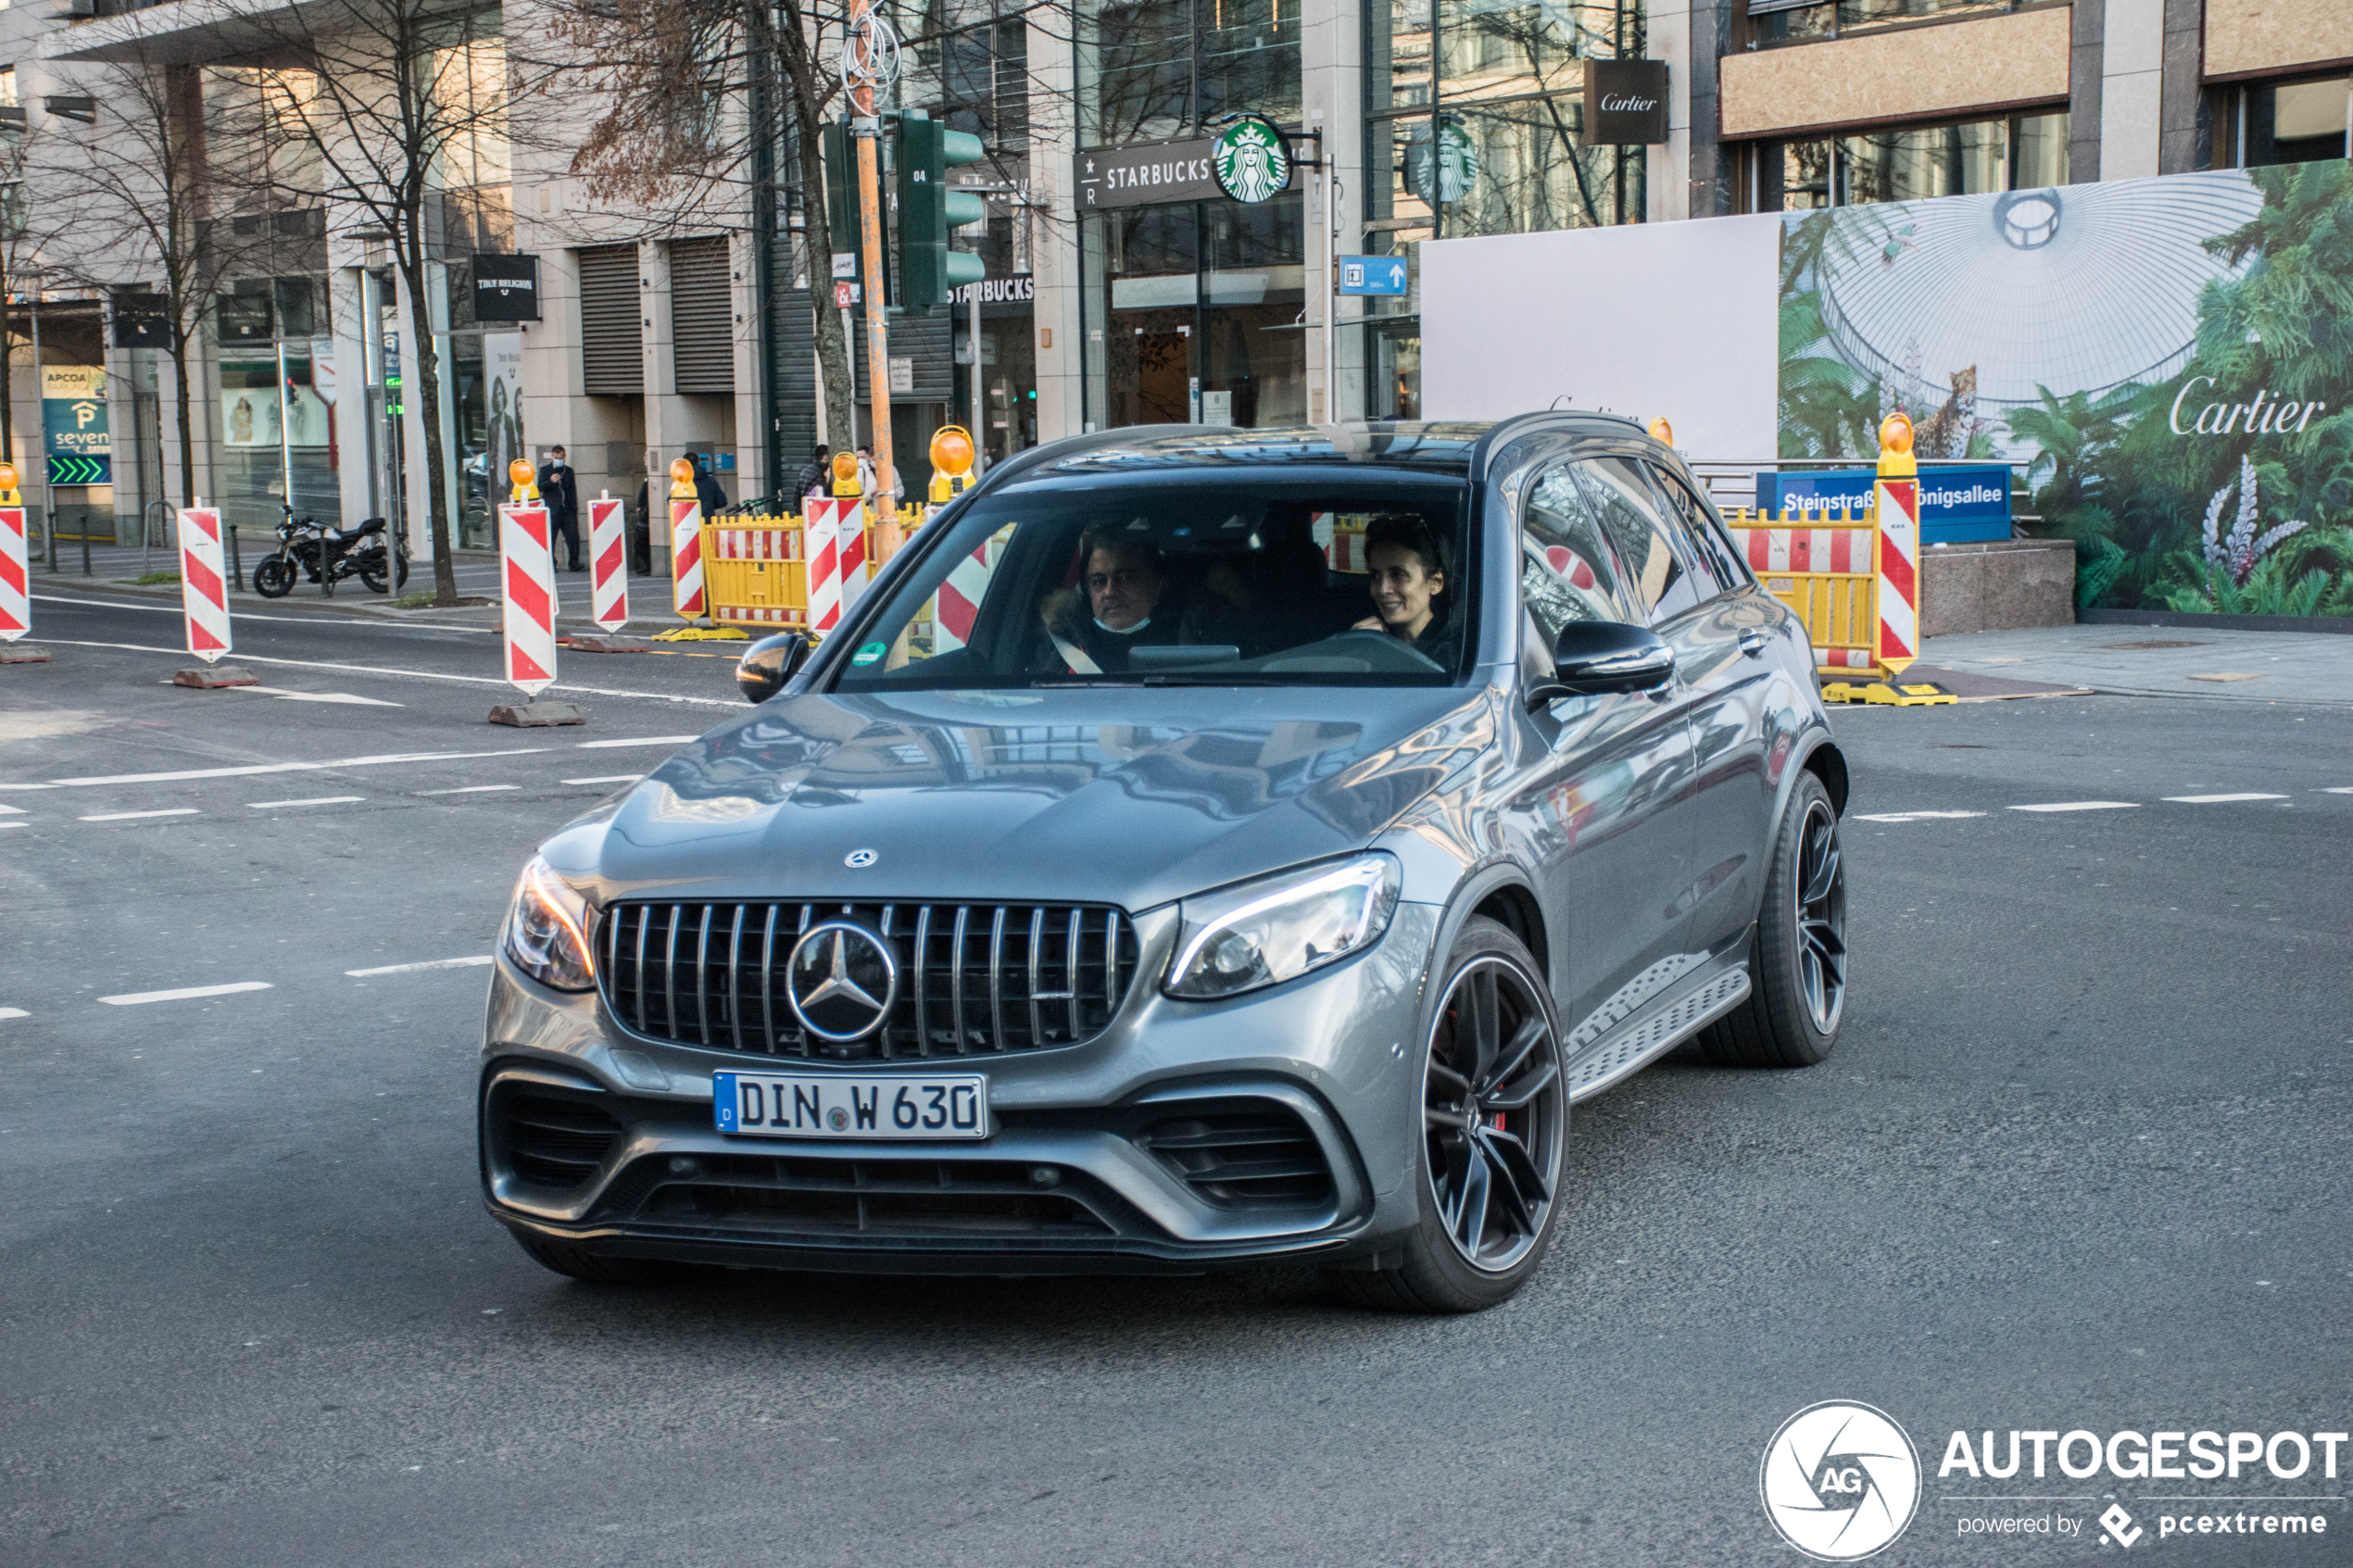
[1519, 459, 1635, 643]
[1646, 463, 1752, 597]
[1576, 457, 1700, 623]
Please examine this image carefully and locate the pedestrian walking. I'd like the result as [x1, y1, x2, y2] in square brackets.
[630, 459, 653, 577]
[537, 445, 582, 571]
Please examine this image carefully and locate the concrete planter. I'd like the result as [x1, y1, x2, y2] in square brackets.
[1919, 538, 2076, 636]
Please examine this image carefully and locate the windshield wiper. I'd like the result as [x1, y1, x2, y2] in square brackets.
[1139, 673, 1289, 686]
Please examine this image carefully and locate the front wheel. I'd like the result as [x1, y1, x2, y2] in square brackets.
[1694, 771, 1846, 1068]
[1327, 916, 1567, 1313]
[253, 558, 296, 598]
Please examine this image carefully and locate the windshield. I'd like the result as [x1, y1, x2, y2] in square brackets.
[830, 470, 1475, 690]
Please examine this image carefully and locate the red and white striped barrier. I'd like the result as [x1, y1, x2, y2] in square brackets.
[1733, 526, 1870, 575]
[1873, 476, 1919, 675]
[587, 495, 628, 631]
[0, 505, 27, 644]
[837, 506, 870, 618]
[933, 530, 1009, 652]
[499, 501, 559, 695]
[670, 496, 705, 620]
[177, 505, 233, 662]
[712, 527, 799, 560]
[804, 496, 858, 636]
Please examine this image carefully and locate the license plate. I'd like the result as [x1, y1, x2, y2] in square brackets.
[712, 1071, 990, 1141]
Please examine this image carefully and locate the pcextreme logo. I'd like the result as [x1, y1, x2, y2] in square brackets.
[1761, 1401, 1923, 1561]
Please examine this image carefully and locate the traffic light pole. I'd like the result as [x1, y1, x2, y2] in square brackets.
[846, 0, 901, 558]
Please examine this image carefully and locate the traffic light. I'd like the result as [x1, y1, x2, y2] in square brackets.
[895, 113, 987, 312]
[821, 120, 891, 307]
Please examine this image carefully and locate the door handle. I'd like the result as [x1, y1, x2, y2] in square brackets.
[1738, 628, 1770, 659]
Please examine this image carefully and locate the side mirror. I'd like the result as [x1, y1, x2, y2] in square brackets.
[736, 632, 812, 704]
[1527, 621, 1675, 707]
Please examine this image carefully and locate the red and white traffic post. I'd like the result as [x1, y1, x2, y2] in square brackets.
[1873, 412, 1920, 678]
[170, 500, 256, 689]
[0, 461, 40, 664]
[492, 459, 583, 725]
[588, 493, 629, 631]
[669, 458, 705, 624]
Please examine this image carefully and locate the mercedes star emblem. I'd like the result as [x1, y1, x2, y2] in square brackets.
[785, 920, 900, 1042]
[845, 847, 878, 868]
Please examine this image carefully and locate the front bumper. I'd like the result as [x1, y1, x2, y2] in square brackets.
[478, 902, 1441, 1273]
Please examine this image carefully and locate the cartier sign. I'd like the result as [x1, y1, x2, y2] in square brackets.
[1584, 59, 1669, 145]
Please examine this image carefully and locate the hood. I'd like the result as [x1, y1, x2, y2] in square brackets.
[547, 684, 1495, 910]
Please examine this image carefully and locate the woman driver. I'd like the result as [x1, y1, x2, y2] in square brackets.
[1353, 516, 1458, 668]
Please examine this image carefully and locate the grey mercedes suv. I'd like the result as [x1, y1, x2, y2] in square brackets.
[483, 418, 1850, 1311]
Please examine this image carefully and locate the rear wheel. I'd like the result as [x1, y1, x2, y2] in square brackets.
[1694, 771, 1845, 1068]
[511, 1231, 691, 1286]
[1328, 916, 1567, 1313]
[359, 560, 389, 593]
[253, 558, 296, 599]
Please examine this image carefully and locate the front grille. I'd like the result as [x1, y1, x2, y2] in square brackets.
[615, 1152, 1126, 1237]
[1139, 1104, 1335, 1210]
[598, 900, 1141, 1060]
[501, 1093, 624, 1190]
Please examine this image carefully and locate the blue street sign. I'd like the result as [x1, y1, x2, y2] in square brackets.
[1339, 256, 1410, 296]
[1755, 464, 2013, 544]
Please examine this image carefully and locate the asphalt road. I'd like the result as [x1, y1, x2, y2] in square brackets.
[3, 591, 2348, 1567]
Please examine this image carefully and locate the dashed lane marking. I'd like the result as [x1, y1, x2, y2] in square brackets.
[20, 639, 739, 708]
[248, 796, 366, 809]
[100, 982, 273, 1006]
[346, 956, 494, 977]
[2163, 793, 2289, 804]
[241, 687, 404, 708]
[0, 1008, 27, 1020]
[417, 785, 518, 796]
[2009, 801, 2142, 813]
[1854, 810, 1986, 823]
[574, 735, 699, 749]
[2327, 787, 2353, 795]
[79, 808, 200, 822]
[562, 774, 643, 785]
[0, 803, 22, 814]
[1, 747, 547, 790]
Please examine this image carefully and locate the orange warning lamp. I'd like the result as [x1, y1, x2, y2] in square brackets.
[508, 458, 538, 502]
[927, 425, 976, 504]
[1646, 416, 1673, 445]
[831, 450, 862, 498]
[670, 457, 698, 496]
[1877, 411, 1917, 478]
[0, 461, 19, 503]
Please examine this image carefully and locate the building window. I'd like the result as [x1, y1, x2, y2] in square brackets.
[1079, 0, 1301, 146]
[0, 68, 16, 109]
[2203, 74, 2350, 169]
[1741, 111, 2069, 210]
[1743, 0, 2053, 49]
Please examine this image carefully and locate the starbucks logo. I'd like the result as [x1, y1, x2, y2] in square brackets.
[1406, 117, 1481, 206]
[1213, 117, 1292, 205]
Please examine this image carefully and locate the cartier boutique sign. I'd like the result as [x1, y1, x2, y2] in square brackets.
[1584, 59, 1669, 145]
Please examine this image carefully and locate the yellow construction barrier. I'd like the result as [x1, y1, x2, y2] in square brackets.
[1723, 505, 1881, 679]
[698, 507, 931, 637]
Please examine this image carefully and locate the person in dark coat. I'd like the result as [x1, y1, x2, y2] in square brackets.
[536, 445, 582, 570]
[793, 445, 831, 503]
[1029, 531, 1185, 675]
[631, 470, 653, 576]
[693, 454, 727, 518]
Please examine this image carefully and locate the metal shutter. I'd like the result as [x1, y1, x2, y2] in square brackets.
[671, 236, 734, 395]
[579, 245, 642, 395]
[766, 227, 817, 468]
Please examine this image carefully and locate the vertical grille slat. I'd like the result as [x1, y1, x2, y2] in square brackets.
[597, 898, 1137, 1060]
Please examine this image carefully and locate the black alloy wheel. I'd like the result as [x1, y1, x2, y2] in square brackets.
[1793, 797, 1847, 1035]
[252, 558, 296, 598]
[1423, 953, 1566, 1273]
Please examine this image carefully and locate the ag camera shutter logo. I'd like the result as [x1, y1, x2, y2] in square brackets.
[1761, 1401, 1922, 1561]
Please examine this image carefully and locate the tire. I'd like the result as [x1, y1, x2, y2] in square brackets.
[359, 561, 389, 594]
[253, 558, 296, 599]
[394, 551, 411, 590]
[1694, 771, 1846, 1069]
[1327, 916, 1568, 1314]
[510, 1231, 690, 1286]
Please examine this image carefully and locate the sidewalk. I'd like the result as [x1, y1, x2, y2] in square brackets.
[1922, 622, 2353, 704]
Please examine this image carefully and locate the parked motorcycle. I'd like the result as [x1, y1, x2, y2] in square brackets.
[252, 509, 408, 597]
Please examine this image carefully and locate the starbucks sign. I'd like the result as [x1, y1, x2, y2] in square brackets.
[1213, 116, 1293, 205]
[1406, 117, 1480, 206]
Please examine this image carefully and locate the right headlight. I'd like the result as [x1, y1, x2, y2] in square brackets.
[1164, 854, 1401, 1001]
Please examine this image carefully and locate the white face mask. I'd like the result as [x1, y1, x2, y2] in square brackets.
[1095, 616, 1151, 635]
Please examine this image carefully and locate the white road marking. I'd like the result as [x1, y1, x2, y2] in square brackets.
[0, 1008, 27, 1020]
[242, 687, 405, 708]
[2163, 792, 2288, 804]
[2325, 787, 2353, 796]
[2009, 801, 2141, 813]
[417, 784, 517, 796]
[247, 796, 366, 809]
[29, 592, 432, 631]
[562, 774, 642, 785]
[574, 735, 699, 748]
[19, 639, 739, 708]
[346, 955, 494, 976]
[1854, 810, 1986, 823]
[101, 981, 273, 1006]
[80, 808, 200, 822]
[0, 822, 24, 830]
[0, 802, 22, 814]
[4, 747, 547, 790]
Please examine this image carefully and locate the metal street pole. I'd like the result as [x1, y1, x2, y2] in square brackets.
[844, 0, 901, 559]
[969, 278, 983, 470]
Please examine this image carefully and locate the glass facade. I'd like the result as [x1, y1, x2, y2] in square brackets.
[1744, 112, 2070, 211]
[1080, 0, 1302, 146]
[2204, 74, 2351, 169]
[1746, 0, 2038, 48]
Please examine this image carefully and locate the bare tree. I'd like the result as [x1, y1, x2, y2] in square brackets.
[32, 48, 272, 519]
[232, 0, 555, 605]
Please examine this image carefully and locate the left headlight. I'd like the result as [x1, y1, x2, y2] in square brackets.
[1164, 854, 1400, 1001]
[502, 856, 598, 992]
